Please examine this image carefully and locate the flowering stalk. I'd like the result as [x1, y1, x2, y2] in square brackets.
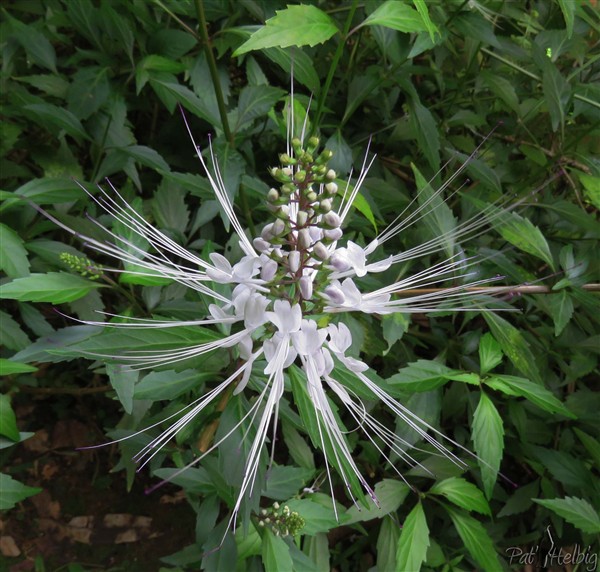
[37, 96, 527, 538]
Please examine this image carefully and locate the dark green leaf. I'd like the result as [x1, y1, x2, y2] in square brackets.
[547, 289, 574, 336]
[11, 178, 84, 204]
[344, 480, 410, 524]
[542, 60, 571, 133]
[0, 394, 20, 442]
[262, 529, 293, 572]
[263, 466, 315, 500]
[23, 104, 89, 141]
[0, 223, 30, 278]
[9, 16, 57, 72]
[233, 85, 285, 132]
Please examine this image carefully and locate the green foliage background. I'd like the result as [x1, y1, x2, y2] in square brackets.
[1, 0, 599, 570]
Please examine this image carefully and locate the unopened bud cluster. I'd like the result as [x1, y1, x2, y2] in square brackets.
[60, 252, 102, 280]
[256, 502, 305, 537]
[251, 136, 342, 306]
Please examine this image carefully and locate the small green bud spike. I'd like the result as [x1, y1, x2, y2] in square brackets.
[316, 149, 333, 165]
[291, 137, 302, 156]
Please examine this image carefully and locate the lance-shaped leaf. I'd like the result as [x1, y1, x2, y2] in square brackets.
[0, 474, 42, 510]
[430, 477, 491, 515]
[0, 272, 103, 304]
[533, 497, 600, 534]
[358, 1, 427, 33]
[234, 5, 339, 56]
[396, 502, 430, 572]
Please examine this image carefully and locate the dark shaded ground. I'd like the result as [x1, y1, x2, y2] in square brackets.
[1, 391, 196, 571]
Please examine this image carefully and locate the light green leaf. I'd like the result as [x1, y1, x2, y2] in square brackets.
[377, 517, 400, 572]
[472, 393, 504, 499]
[447, 508, 502, 572]
[388, 359, 476, 392]
[578, 173, 600, 209]
[234, 5, 338, 56]
[0, 394, 20, 442]
[0, 473, 42, 510]
[0, 273, 103, 304]
[0, 223, 30, 278]
[359, 1, 427, 33]
[11, 178, 84, 204]
[284, 498, 347, 536]
[485, 374, 575, 418]
[412, 0, 439, 41]
[0, 359, 37, 376]
[23, 104, 89, 141]
[533, 497, 600, 534]
[262, 528, 293, 572]
[484, 313, 541, 383]
[430, 477, 491, 515]
[478, 333, 502, 375]
[396, 502, 430, 572]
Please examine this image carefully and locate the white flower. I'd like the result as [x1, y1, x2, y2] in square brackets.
[40, 95, 517, 537]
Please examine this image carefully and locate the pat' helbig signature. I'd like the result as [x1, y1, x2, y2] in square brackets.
[506, 526, 598, 571]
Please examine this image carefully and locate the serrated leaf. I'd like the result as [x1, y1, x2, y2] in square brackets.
[388, 360, 473, 392]
[262, 47, 320, 93]
[134, 369, 214, 401]
[0, 311, 31, 352]
[9, 16, 57, 72]
[533, 497, 600, 534]
[531, 447, 593, 489]
[573, 428, 600, 471]
[263, 466, 315, 500]
[547, 289, 574, 336]
[233, 85, 285, 132]
[409, 100, 441, 172]
[106, 363, 137, 414]
[478, 333, 502, 375]
[262, 528, 293, 572]
[152, 180, 189, 234]
[0, 394, 20, 442]
[150, 80, 221, 126]
[481, 71, 519, 113]
[0, 473, 42, 510]
[0, 272, 102, 304]
[67, 67, 111, 120]
[396, 502, 429, 572]
[376, 517, 400, 572]
[486, 375, 575, 418]
[447, 508, 502, 572]
[120, 145, 170, 172]
[472, 393, 504, 499]
[484, 313, 541, 383]
[0, 223, 30, 278]
[430, 477, 491, 515]
[0, 359, 37, 376]
[284, 498, 347, 535]
[344, 480, 410, 524]
[234, 5, 338, 56]
[11, 178, 84, 204]
[360, 1, 427, 33]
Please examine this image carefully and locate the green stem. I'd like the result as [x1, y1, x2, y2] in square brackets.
[195, 0, 234, 145]
[311, 0, 359, 137]
[481, 47, 600, 111]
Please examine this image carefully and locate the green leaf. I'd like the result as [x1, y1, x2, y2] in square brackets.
[119, 145, 170, 173]
[481, 71, 519, 113]
[152, 181, 189, 234]
[531, 447, 593, 489]
[478, 333, 503, 375]
[573, 428, 600, 471]
[396, 502, 430, 572]
[447, 508, 502, 572]
[0, 394, 20, 442]
[234, 5, 339, 56]
[542, 60, 571, 133]
[359, 1, 427, 33]
[388, 359, 476, 392]
[412, 0, 439, 41]
[0, 359, 37, 376]
[533, 497, 600, 534]
[134, 369, 214, 401]
[106, 363, 137, 415]
[263, 466, 315, 500]
[67, 67, 111, 120]
[262, 47, 320, 93]
[547, 289, 574, 336]
[233, 85, 285, 132]
[0, 310, 31, 351]
[376, 517, 400, 572]
[262, 528, 293, 572]
[0, 473, 42, 510]
[23, 104, 89, 141]
[557, 0, 575, 38]
[578, 173, 600, 209]
[485, 375, 575, 418]
[8, 16, 57, 73]
[284, 497, 346, 536]
[11, 178, 84, 204]
[430, 477, 491, 516]
[345, 480, 410, 524]
[484, 313, 541, 383]
[0, 273, 102, 304]
[472, 393, 504, 499]
[0, 223, 30, 278]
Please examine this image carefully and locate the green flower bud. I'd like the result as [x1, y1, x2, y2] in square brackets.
[267, 188, 279, 202]
[294, 170, 307, 183]
[326, 169, 336, 181]
[306, 136, 319, 154]
[316, 149, 333, 165]
[306, 190, 317, 202]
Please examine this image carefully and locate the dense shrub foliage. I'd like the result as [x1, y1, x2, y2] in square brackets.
[1, 1, 599, 570]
